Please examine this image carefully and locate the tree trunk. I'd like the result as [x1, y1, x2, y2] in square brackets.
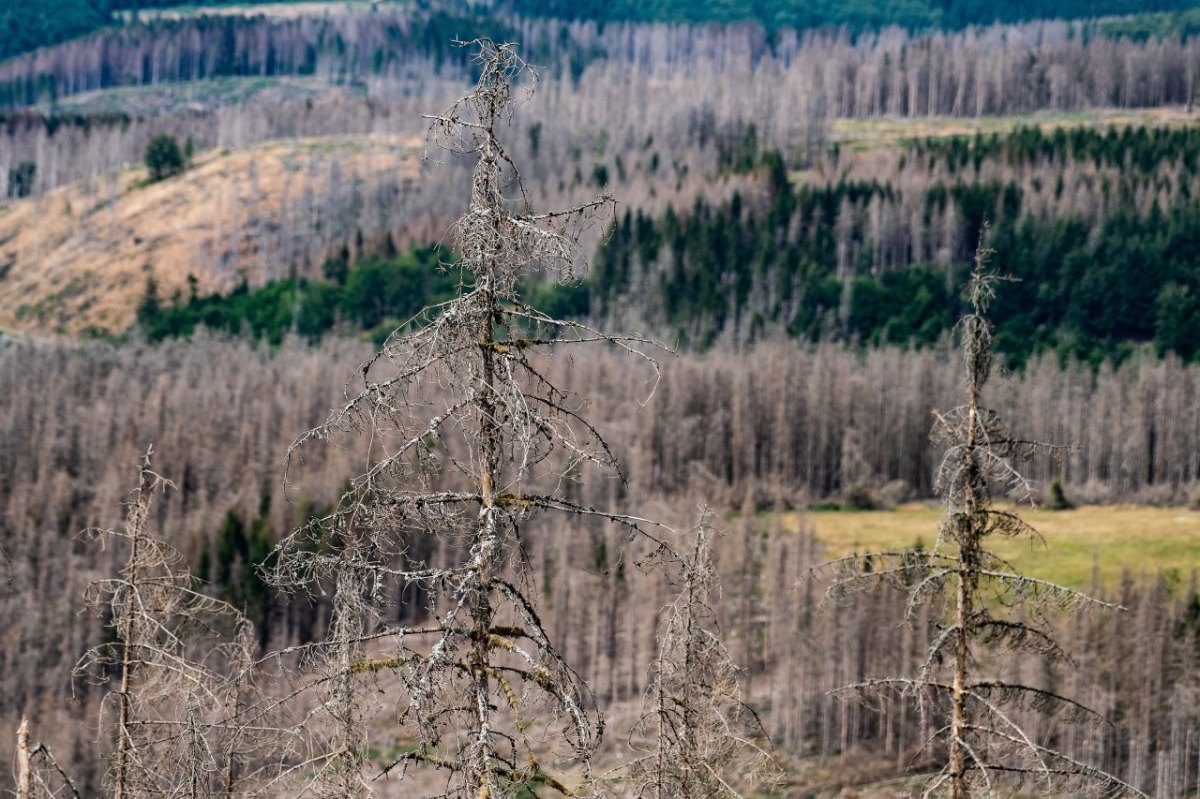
[16, 717, 31, 799]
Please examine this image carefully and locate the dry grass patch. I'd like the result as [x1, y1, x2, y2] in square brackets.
[0, 133, 424, 336]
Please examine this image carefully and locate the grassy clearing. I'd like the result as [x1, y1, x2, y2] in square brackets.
[828, 107, 1200, 151]
[804, 503, 1200, 591]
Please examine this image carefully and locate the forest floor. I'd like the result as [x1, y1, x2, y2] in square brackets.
[804, 502, 1200, 591]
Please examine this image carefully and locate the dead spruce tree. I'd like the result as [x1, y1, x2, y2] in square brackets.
[77, 447, 256, 799]
[828, 244, 1147, 799]
[269, 39, 662, 798]
[14, 717, 81, 799]
[630, 515, 778, 799]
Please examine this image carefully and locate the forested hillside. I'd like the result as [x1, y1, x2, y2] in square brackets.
[508, 0, 1200, 31]
[0, 0, 111, 61]
[591, 124, 1200, 363]
[108, 115, 1200, 365]
[5, 3, 1200, 797]
[4, 336, 1200, 794]
[10, 7, 1200, 112]
[1, 0, 314, 61]
[9, 0, 1200, 64]
[11, 8, 1200, 348]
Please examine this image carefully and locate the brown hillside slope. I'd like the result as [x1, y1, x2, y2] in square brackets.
[0, 133, 427, 336]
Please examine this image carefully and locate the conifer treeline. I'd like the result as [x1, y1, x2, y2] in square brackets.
[593, 123, 1200, 363]
[1, 334, 1198, 794]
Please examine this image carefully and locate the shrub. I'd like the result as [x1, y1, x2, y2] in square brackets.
[1045, 476, 1075, 510]
[7, 161, 36, 198]
[144, 133, 186, 182]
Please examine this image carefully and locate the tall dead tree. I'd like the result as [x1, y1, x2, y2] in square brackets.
[828, 241, 1149, 798]
[630, 514, 778, 798]
[270, 39, 662, 798]
[77, 447, 256, 798]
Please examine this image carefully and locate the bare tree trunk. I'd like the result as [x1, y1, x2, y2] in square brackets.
[113, 500, 142, 799]
[949, 324, 984, 799]
[466, 81, 504, 798]
[16, 717, 31, 799]
[330, 562, 369, 798]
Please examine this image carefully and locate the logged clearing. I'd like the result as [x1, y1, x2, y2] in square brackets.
[805, 503, 1200, 591]
[115, 2, 368, 21]
[0, 133, 423, 336]
[53, 76, 344, 117]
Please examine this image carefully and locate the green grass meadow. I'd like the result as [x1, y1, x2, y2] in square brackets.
[806, 503, 1200, 591]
